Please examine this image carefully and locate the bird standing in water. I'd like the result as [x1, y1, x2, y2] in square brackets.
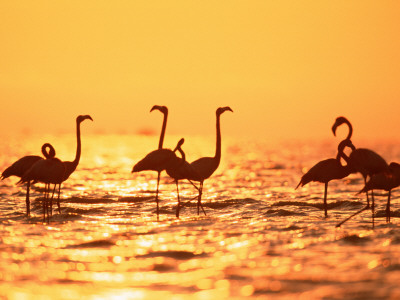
[1, 143, 56, 216]
[296, 139, 355, 217]
[185, 106, 233, 216]
[132, 106, 178, 220]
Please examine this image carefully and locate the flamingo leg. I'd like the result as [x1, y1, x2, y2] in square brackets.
[371, 190, 375, 229]
[386, 190, 391, 223]
[364, 176, 370, 208]
[26, 181, 31, 217]
[197, 182, 202, 215]
[50, 184, 57, 217]
[336, 205, 369, 227]
[175, 180, 181, 218]
[323, 182, 328, 217]
[57, 184, 61, 214]
[197, 182, 206, 216]
[156, 171, 160, 221]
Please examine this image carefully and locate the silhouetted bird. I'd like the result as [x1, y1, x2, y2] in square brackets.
[53, 115, 93, 213]
[332, 116, 388, 227]
[20, 150, 65, 222]
[1, 143, 56, 216]
[360, 162, 400, 224]
[185, 106, 233, 215]
[132, 105, 178, 220]
[296, 139, 355, 217]
[166, 138, 200, 218]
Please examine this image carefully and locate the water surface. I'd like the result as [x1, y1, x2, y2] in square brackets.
[1, 134, 400, 299]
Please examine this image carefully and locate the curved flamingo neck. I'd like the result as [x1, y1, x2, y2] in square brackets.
[343, 119, 353, 140]
[158, 111, 168, 149]
[215, 113, 222, 162]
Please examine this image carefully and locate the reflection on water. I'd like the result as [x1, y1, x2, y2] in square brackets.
[1, 134, 400, 299]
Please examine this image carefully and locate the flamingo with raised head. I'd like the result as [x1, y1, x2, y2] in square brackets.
[296, 139, 355, 217]
[53, 115, 93, 212]
[332, 116, 388, 226]
[132, 105, 178, 220]
[185, 106, 233, 215]
[332, 116, 388, 207]
[1, 143, 56, 216]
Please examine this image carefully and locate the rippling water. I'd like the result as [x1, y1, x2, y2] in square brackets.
[1, 134, 400, 299]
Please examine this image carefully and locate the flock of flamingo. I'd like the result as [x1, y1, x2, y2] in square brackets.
[1, 107, 399, 227]
[0, 106, 233, 222]
[297, 116, 400, 228]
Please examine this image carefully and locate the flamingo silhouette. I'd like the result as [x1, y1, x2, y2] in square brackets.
[166, 138, 200, 218]
[359, 162, 400, 225]
[20, 150, 65, 222]
[332, 116, 388, 206]
[132, 105, 178, 220]
[332, 116, 388, 226]
[1, 143, 56, 216]
[50, 115, 93, 213]
[296, 139, 355, 217]
[185, 106, 233, 215]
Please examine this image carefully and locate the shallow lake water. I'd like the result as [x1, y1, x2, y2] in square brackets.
[1, 134, 400, 299]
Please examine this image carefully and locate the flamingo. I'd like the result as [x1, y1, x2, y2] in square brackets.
[51, 115, 93, 213]
[332, 116, 389, 226]
[359, 162, 400, 225]
[185, 106, 233, 215]
[20, 151, 65, 222]
[1, 143, 56, 216]
[132, 105, 178, 220]
[296, 139, 356, 217]
[166, 138, 200, 218]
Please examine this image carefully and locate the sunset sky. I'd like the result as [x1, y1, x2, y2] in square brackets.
[1, 1, 400, 141]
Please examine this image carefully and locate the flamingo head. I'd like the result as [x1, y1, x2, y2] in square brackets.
[173, 138, 185, 152]
[216, 106, 233, 116]
[150, 105, 168, 114]
[42, 143, 56, 159]
[331, 116, 349, 136]
[77, 115, 93, 123]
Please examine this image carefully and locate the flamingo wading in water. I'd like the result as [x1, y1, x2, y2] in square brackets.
[185, 106, 233, 215]
[132, 105, 179, 220]
[166, 138, 200, 218]
[332, 116, 388, 226]
[296, 139, 355, 217]
[50, 115, 93, 214]
[359, 162, 400, 224]
[20, 148, 65, 222]
[1, 143, 56, 216]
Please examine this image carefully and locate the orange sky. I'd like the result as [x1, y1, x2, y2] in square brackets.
[1, 1, 400, 141]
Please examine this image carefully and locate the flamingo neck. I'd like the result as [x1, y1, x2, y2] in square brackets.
[158, 111, 168, 149]
[215, 113, 222, 162]
[344, 119, 353, 140]
[73, 120, 82, 168]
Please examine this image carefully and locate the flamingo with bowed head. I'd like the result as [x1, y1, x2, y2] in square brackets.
[185, 106, 233, 215]
[359, 162, 400, 225]
[332, 116, 388, 207]
[49, 115, 93, 214]
[1, 143, 56, 216]
[296, 139, 356, 217]
[20, 148, 65, 222]
[166, 138, 200, 218]
[132, 105, 179, 220]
